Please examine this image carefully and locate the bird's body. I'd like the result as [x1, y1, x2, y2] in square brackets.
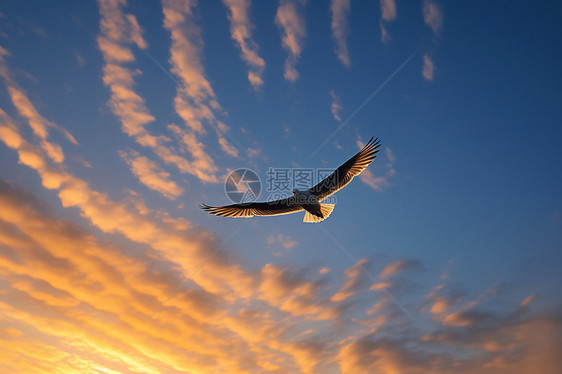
[200, 137, 381, 223]
[292, 189, 335, 222]
[292, 189, 319, 216]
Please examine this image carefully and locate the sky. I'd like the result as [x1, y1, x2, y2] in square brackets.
[0, 0, 561, 373]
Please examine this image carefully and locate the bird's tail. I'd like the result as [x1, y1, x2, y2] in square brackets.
[303, 204, 335, 223]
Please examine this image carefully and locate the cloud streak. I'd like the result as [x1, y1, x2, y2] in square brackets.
[223, 0, 266, 90]
[120, 149, 184, 199]
[422, 53, 435, 80]
[330, 90, 343, 121]
[379, 0, 397, 44]
[330, 0, 351, 67]
[423, 0, 443, 36]
[0, 52, 78, 164]
[275, 0, 306, 82]
[98, 0, 230, 184]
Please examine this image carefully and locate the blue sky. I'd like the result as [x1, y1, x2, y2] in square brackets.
[0, 0, 561, 373]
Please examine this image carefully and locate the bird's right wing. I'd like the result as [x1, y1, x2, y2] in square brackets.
[309, 137, 381, 200]
[199, 196, 303, 218]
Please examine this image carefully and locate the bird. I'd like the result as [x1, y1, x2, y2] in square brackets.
[200, 137, 381, 223]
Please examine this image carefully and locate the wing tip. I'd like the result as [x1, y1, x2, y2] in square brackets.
[199, 203, 218, 215]
[365, 136, 381, 148]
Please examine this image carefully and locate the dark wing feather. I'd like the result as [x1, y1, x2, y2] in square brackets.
[199, 196, 303, 218]
[309, 137, 381, 200]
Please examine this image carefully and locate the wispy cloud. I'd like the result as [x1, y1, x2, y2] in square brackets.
[521, 294, 536, 307]
[330, 90, 343, 121]
[379, 0, 397, 44]
[423, 0, 443, 36]
[120, 149, 184, 199]
[275, 0, 306, 82]
[379, 259, 421, 278]
[0, 53, 77, 164]
[222, 0, 265, 90]
[162, 0, 240, 172]
[330, 0, 351, 67]
[422, 53, 435, 80]
[97, 0, 229, 183]
[331, 258, 370, 302]
[267, 233, 298, 248]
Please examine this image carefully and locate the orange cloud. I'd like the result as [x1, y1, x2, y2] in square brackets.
[379, 259, 420, 278]
[275, 0, 306, 82]
[267, 233, 298, 249]
[222, 0, 266, 90]
[330, 90, 343, 121]
[0, 104, 351, 372]
[120, 149, 184, 199]
[423, 0, 443, 36]
[521, 294, 536, 307]
[0, 53, 77, 162]
[423, 53, 435, 81]
[97, 0, 227, 184]
[331, 0, 351, 67]
[379, 0, 397, 44]
[162, 0, 239, 174]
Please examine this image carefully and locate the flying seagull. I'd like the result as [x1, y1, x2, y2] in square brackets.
[200, 137, 381, 223]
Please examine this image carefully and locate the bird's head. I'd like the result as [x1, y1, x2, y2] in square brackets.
[292, 189, 299, 196]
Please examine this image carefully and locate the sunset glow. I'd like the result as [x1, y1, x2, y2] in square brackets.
[0, 1, 561, 373]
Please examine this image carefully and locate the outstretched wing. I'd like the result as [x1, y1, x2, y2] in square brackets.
[309, 137, 381, 200]
[199, 196, 303, 218]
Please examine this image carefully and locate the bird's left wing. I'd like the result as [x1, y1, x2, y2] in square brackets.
[199, 196, 303, 218]
[309, 137, 381, 200]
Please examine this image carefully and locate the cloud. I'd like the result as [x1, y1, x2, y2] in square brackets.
[380, 259, 421, 278]
[423, 0, 443, 36]
[222, 0, 265, 90]
[97, 0, 231, 184]
[0, 49, 78, 148]
[162, 0, 239, 172]
[521, 294, 536, 307]
[0, 179, 283, 373]
[422, 53, 435, 81]
[275, 0, 306, 82]
[379, 0, 396, 44]
[259, 263, 339, 320]
[379, 22, 391, 45]
[119, 149, 184, 199]
[330, 0, 351, 67]
[0, 106, 342, 373]
[267, 233, 298, 249]
[331, 259, 372, 302]
[380, 0, 396, 21]
[330, 90, 343, 121]
[338, 309, 562, 374]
